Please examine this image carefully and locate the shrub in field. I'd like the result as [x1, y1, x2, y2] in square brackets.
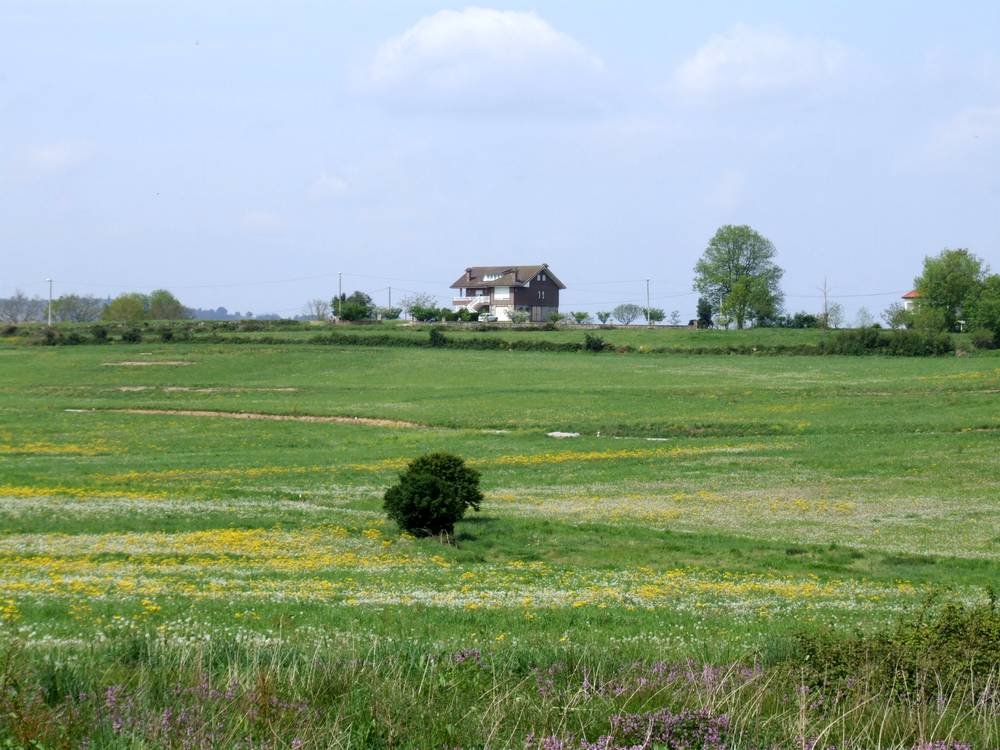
[120, 327, 143, 343]
[584, 333, 607, 352]
[971, 328, 996, 350]
[383, 453, 482, 536]
[429, 328, 446, 347]
[90, 324, 108, 343]
[793, 597, 1000, 692]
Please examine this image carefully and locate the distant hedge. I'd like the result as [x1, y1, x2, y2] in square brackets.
[8, 320, 961, 356]
[818, 328, 954, 356]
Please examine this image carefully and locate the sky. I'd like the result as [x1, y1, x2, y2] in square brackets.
[3, 0, 999, 320]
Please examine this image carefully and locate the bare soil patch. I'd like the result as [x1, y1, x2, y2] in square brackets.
[75, 408, 426, 429]
[102, 361, 194, 367]
[112, 386, 298, 393]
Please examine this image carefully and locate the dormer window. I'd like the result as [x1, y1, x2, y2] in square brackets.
[537, 273, 546, 281]
[483, 273, 502, 282]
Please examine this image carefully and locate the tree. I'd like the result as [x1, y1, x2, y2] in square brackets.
[968, 274, 1000, 339]
[102, 293, 148, 324]
[821, 302, 845, 329]
[400, 293, 436, 319]
[0, 290, 44, 323]
[52, 294, 104, 322]
[613, 303, 642, 326]
[596, 311, 612, 325]
[643, 307, 665, 324]
[383, 453, 483, 537]
[914, 248, 989, 331]
[148, 289, 190, 320]
[509, 310, 530, 324]
[882, 302, 910, 330]
[696, 297, 713, 328]
[305, 299, 330, 320]
[377, 307, 402, 320]
[668, 310, 681, 326]
[334, 291, 374, 321]
[694, 225, 784, 329]
[571, 311, 591, 325]
[717, 274, 780, 329]
[855, 306, 874, 328]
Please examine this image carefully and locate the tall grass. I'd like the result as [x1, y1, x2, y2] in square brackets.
[1, 630, 995, 749]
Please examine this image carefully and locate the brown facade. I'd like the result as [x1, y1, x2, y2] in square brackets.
[451, 264, 565, 321]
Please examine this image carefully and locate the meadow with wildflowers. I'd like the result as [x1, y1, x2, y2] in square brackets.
[0, 342, 997, 748]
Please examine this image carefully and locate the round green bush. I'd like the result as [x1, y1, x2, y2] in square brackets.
[383, 453, 483, 536]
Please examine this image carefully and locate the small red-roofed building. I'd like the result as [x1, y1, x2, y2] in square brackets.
[902, 290, 921, 311]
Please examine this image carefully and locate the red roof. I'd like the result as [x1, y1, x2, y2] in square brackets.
[902, 290, 921, 299]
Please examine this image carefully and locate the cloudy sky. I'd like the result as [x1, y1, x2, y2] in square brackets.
[3, 1, 999, 318]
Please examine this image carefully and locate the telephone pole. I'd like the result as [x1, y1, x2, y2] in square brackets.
[819, 277, 829, 328]
[337, 272, 342, 320]
[388, 286, 392, 310]
[645, 278, 651, 328]
[46, 278, 53, 326]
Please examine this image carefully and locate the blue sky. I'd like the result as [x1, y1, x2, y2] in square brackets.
[3, 1, 999, 319]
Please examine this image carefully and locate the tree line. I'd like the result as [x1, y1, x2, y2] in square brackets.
[0, 289, 192, 324]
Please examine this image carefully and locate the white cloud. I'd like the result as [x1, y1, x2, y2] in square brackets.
[365, 7, 605, 114]
[308, 173, 349, 200]
[673, 24, 850, 99]
[24, 142, 90, 171]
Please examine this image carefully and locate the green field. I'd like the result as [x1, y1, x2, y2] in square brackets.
[1, 341, 998, 748]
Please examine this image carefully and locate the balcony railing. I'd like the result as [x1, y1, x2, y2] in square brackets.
[453, 295, 490, 310]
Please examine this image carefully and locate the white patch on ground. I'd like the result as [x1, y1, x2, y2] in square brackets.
[546, 431, 580, 438]
[102, 361, 195, 367]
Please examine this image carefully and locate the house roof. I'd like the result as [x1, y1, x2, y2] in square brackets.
[450, 264, 566, 290]
[902, 290, 921, 299]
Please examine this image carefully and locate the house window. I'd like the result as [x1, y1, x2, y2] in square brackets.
[537, 290, 545, 300]
[537, 273, 546, 281]
[484, 273, 502, 281]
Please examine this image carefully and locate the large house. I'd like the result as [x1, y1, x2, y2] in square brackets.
[451, 264, 565, 322]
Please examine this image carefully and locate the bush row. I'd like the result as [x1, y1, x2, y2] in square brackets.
[10, 324, 962, 357]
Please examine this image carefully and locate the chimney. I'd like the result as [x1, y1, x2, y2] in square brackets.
[465, 268, 471, 282]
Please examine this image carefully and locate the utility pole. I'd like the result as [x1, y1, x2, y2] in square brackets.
[388, 286, 392, 310]
[46, 278, 53, 326]
[337, 272, 342, 320]
[645, 278, 651, 328]
[819, 277, 829, 328]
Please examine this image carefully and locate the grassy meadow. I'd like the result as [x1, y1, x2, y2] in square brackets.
[0, 338, 998, 748]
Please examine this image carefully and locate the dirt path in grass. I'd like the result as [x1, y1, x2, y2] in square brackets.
[72, 408, 428, 429]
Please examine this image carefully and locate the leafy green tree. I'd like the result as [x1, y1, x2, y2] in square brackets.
[694, 225, 784, 329]
[613, 303, 641, 326]
[915, 248, 989, 331]
[967, 274, 1000, 338]
[383, 453, 483, 537]
[334, 291, 374, 321]
[572, 311, 591, 324]
[148, 289, 190, 320]
[102, 293, 148, 323]
[643, 307, 665, 324]
[882, 302, 911, 330]
[696, 297, 713, 328]
[595, 311, 611, 325]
